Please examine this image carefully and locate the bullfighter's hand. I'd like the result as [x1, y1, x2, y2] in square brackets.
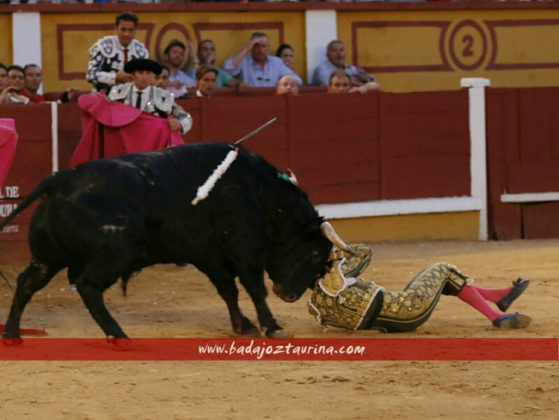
[167, 117, 181, 132]
[116, 70, 134, 83]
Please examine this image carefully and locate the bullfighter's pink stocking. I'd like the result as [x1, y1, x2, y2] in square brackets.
[457, 285, 502, 321]
[467, 285, 511, 303]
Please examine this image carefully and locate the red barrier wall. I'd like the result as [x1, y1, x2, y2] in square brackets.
[379, 90, 470, 200]
[287, 92, 380, 204]
[0, 104, 53, 263]
[4, 87, 559, 261]
[180, 90, 469, 204]
[486, 87, 559, 239]
[0, 89, 473, 264]
[58, 103, 83, 171]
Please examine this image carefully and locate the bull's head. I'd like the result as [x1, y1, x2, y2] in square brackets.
[269, 222, 356, 302]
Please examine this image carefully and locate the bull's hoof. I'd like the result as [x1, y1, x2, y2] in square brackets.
[106, 336, 134, 350]
[239, 326, 262, 338]
[2, 337, 23, 347]
[235, 317, 261, 337]
[265, 328, 289, 339]
[1, 328, 21, 339]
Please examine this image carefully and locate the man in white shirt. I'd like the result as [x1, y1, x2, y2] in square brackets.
[107, 58, 192, 135]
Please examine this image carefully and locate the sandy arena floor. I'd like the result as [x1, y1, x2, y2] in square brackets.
[0, 239, 558, 419]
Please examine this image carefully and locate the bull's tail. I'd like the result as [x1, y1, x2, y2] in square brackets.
[0, 171, 65, 231]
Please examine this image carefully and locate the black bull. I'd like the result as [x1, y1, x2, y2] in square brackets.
[0, 142, 350, 339]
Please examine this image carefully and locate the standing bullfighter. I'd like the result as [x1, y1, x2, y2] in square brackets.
[108, 58, 192, 135]
[86, 11, 149, 94]
[71, 58, 192, 167]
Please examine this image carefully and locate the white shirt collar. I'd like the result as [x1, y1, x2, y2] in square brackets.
[133, 85, 149, 95]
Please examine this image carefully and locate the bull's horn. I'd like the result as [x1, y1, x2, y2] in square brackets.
[320, 221, 358, 256]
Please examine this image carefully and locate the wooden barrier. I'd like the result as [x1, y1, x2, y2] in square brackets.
[0, 104, 53, 264]
[2, 86, 559, 263]
[0, 90, 473, 263]
[486, 87, 559, 239]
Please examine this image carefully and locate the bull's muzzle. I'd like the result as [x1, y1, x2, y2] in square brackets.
[272, 284, 300, 303]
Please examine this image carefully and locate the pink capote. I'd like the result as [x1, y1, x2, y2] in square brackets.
[70, 93, 185, 167]
[0, 119, 18, 187]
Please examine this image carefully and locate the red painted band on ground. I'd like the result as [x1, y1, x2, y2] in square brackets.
[0, 338, 556, 361]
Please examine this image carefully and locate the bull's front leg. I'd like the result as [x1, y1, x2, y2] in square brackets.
[238, 275, 288, 339]
[208, 276, 260, 337]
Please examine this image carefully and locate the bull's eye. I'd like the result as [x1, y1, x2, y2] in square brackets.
[310, 250, 323, 263]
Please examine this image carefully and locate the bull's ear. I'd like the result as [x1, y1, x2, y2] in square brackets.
[295, 203, 322, 232]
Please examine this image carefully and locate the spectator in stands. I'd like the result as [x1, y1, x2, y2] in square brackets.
[312, 40, 379, 89]
[107, 58, 192, 135]
[0, 63, 8, 92]
[328, 69, 351, 94]
[276, 44, 295, 70]
[194, 65, 218, 98]
[157, 64, 171, 90]
[224, 32, 302, 88]
[328, 69, 379, 95]
[164, 40, 196, 99]
[21, 64, 44, 104]
[187, 39, 238, 89]
[276, 74, 299, 96]
[0, 65, 29, 104]
[86, 11, 149, 94]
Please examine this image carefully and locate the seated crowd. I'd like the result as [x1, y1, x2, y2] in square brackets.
[1, 11, 379, 105]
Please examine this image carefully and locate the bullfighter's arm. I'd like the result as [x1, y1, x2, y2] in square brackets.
[170, 102, 193, 134]
[86, 44, 117, 89]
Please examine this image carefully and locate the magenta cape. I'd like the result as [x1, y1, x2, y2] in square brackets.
[70, 94, 184, 167]
[0, 119, 18, 187]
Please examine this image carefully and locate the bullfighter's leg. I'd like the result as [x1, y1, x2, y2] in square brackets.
[2, 260, 61, 339]
[373, 263, 531, 331]
[238, 274, 286, 339]
[456, 283, 531, 328]
[207, 276, 260, 337]
[440, 264, 530, 327]
[75, 271, 127, 339]
[372, 263, 453, 332]
[466, 279, 529, 312]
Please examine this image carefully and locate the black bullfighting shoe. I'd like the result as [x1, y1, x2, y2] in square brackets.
[340, 244, 373, 278]
[497, 278, 530, 312]
[492, 312, 532, 329]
